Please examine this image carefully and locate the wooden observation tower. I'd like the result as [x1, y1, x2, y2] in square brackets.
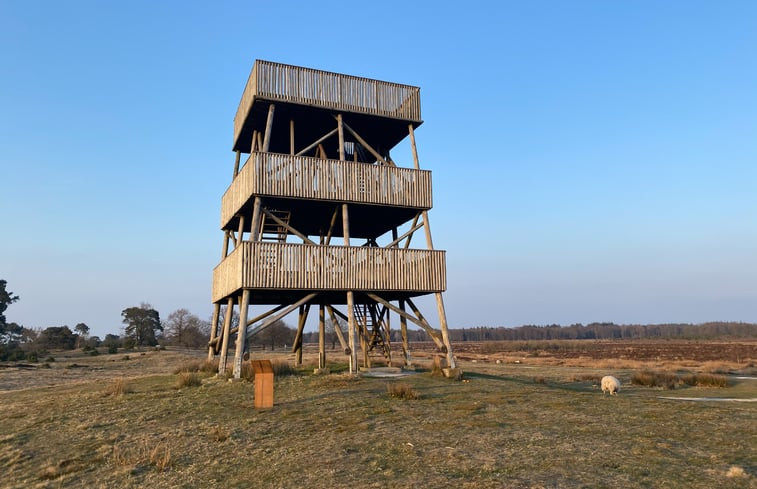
[208, 60, 456, 376]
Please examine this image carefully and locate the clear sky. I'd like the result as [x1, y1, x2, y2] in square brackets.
[1, 1, 755, 339]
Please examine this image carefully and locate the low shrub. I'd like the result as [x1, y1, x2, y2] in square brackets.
[386, 382, 420, 400]
[175, 372, 202, 388]
[680, 373, 730, 388]
[632, 370, 679, 389]
[105, 378, 133, 397]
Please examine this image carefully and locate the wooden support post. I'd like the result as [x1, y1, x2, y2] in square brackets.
[246, 293, 318, 340]
[384, 307, 393, 367]
[262, 208, 315, 244]
[409, 124, 421, 170]
[208, 302, 221, 361]
[343, 203, 358, 374]
[367, 293, 444, 350]
[218, 297, 234, 376]
[290, 119, 295, 155]
[337, 114, 345, 161]
[339, 119, 391, 166]
[399, 300, 412, 367]
[232, 150, 241, 179]
[237, 214, 246, 245]
[410, 123, 456, 369]
[221, 231, 230, 259]
[435, 292, 456, 369]
[262, 104, 275, 152]
[292, 304, 310, 366]
[232, 289, 250, 379]
[295, 128, 339, 157]
[251, 130, 258, 152]
[326, 305, 349, 352]
[250, 197, 262, 242]
[318, 304, 326, 369]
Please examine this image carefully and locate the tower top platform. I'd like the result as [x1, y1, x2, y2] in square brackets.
[233, 60, 423, 154]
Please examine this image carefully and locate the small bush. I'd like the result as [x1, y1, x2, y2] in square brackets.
[45, 356, 55, 362]
[88, 349, 100, 356]
[122, 355, 130, 361]
[175, 372, 202, 389]
[26, 351, 39, 363]
[112, 439, 171, 472]
[105, 378, 133, 397]
[680, 373, 730, 388]
[387, 383, 420, 400]
[108, 344, 118, 354]
[632, 370, 680, 389]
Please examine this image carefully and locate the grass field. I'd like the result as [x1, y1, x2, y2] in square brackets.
[1, 341, 755, 488]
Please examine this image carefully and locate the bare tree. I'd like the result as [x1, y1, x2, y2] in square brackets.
[165, 308, 208, 348]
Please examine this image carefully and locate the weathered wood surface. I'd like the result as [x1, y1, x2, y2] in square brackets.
[234, 60, 422, 147]
[221, 152, 432, 228]
[211, 241, 446, 302]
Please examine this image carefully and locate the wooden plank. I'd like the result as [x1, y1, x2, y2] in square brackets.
[217, 297, 235, 375]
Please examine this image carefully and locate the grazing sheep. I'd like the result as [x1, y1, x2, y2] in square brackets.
[601, 375, 620, 395]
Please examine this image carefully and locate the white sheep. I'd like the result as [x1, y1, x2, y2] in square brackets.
[601, 375, 620, 395]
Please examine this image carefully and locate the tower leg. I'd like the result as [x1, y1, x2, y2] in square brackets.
[218, 297, 234, 376]
[318, 304, 326, 369]
[208, 303, 221, 361]
[399, 300, 412, 368]
[435, 292, 456, 369]
[346, 291, 357, 374]
[232, 289, 250, 379]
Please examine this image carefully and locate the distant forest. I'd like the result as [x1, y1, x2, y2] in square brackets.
[302, 321, 757, 344]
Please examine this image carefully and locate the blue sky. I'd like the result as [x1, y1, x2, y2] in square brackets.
[1, 1, 755, 338]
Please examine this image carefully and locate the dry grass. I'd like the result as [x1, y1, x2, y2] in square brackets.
[386, 382, 420, 400]
[1, 344, 755, 488]
[632, 370, 731, 389]
[104, 377, 133, 397]
[175, 371, 202, 388]
[111, 437, 172, 472]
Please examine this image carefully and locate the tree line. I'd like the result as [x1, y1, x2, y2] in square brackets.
[2, 278, 755, 362]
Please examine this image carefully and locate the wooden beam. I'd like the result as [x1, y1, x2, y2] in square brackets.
[290, 119, 295, 155]
[250, 197, 262, 242]
[295, 128, 338, 157]
[221, 230, 230, 259]
[262, 208, 315, 245]
[366, 293, 444, 350]
[339, 119, 392, 166]
[337, 114, 345, 161]
[343, 202, 358, 374]
[318, 304, 326, 369]
[398, 300, 412, 367]
[232, 289, 250, 379]
[434, 292, 456, 369]
[217, 297, 235, 375]
[385, 218, 424, 248]
[246, 293, 318, 340]
[405, 298, 446, 351]
[232, 150, 241, 179]
[408, 124, 420, 170]
[207, 302, 221, 360]
[292, 304, 311, 366]
[262, 104, 275, 152]
[324, 206, 340, 246]
[237, 214, 246, 245]
[326, 305, 349, 353]
[404, 214, 420, 249]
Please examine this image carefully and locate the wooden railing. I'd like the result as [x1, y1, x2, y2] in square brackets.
[234, 60, 422, 146]
[221, 152, 432, 228]
[212, 242, 446, 302]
